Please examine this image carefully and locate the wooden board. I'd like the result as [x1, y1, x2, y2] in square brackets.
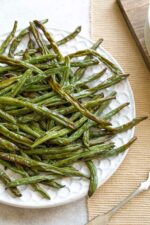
[117, 0, 150, 71]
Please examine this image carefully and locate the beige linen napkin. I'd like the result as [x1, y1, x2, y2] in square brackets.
[88, 0, 150, 224]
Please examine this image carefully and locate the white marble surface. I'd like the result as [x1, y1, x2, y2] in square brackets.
[0, 199, 87, 225]
[0, 0, 91, 37]
[0, 0, 90, 224]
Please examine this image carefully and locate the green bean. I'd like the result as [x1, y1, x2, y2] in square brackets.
[8, 19, 48, 57]
[56, 26, 81, 46]
[15, 94, 104, 122]
[43, 150, 83, 160]
[0, 97, 75, 129]
[110, 116, 148, 134]
[20, 152, 50, 199]
[34, 20, 64, 61]
[74, 68, 107, 87]
[32, 183, 50, 199]
[43, 180, 64, 189]
[17, 131, 38, 140]
[16, 26, 82, 55]
[49, 77, 110, 127]
[0, 83, 15, 95]
[24, 66, 67, 88]
[104, 102, 130, 120]
[0, 152, 86, 177]
[101, 137, 136, 159]
[38, 95, 114, 117]
[8, 91, 104, 119]
[68, 49, 121, 74]
[49, 92, 116, 146]
[71, 88, 106, 99]
[37, 97, 67, 108]
[86, 161, 98, 197]
[69, 59, 99, 69]
[36, 95, 77, 108]
[72, 38, 103, 82]
[30, 122, 45, 136]
[89, 128, 108, 138]
[22, 38, 32, 60]
[0, 58, 98, 76]
[23, 143, 83, 155]
[1, 122, 18, 131]
[89, 135, 113, 146]
[7, 175, 57, 187]
[0, 137, 18, 151]
[26, 33, 36, 48]
[2, 126, 33, 141]
[0, 65, 20, 74]
[0, 124, 33, 146]
[50, 108, 113, 146]
[89, 74, 129, 93]
[0, 55, 56, 74]
[30, 22, 49, 55]
[52, 143, 114, 167]
[0, 76, 17, 89]
[0, 108, 16, 123]
[61, 56, 70, 86]
[32, 155, 42, 161]
[9, 29, 28, 57]
[90, 38, 103, 50]
[31, 123, 81, 148]
[18, 124, 41, 138]
[51, 122, 93, 146]
[25, 84, 50, 92]
[0, 169, 21, 197]
[1, 122, 19, 131]
[31, 92, 55, 103]
[39, 120, 47, 131]
[37, 58, 99, 70]
[0, 21, 17, 54]
[27, 54, 57, 64]
[90, 102, 130, 138]
[31, 112, 90, 148]
[54, 96, 115, 116]
[11, 69, 32, 97]
[1, 55, 57, 81]
[45, 119, 53, 131]
[83, 130, 90, 147]
[0, 55, 43, 73]
[0, 159, 27, 176]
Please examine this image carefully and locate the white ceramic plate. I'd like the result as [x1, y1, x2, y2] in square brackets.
[0, 28, 135, 208]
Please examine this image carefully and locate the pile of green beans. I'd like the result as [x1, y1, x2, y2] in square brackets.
[0, 19, 147, 199]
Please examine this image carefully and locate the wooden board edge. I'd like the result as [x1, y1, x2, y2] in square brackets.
[117, 0, 150, 71]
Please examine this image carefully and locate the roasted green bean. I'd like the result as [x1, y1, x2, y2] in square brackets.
[0, 21, 17, 54]
[0, 169, 21, 197]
